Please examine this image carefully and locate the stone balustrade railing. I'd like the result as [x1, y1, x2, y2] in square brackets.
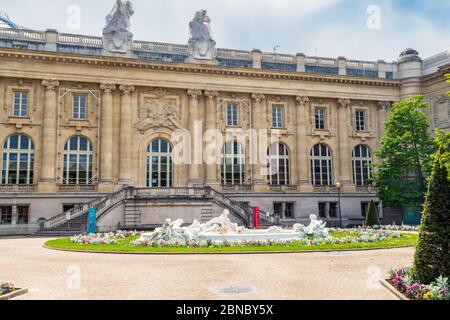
[0, 28, 398, 79]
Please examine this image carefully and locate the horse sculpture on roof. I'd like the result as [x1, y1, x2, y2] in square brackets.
[188, 9, 217, 60]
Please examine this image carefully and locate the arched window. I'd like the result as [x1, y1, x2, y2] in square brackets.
[147, 139, 173, 188]
[311, 144, 333, 186]
[63, 136, 93, 185]
[352, 145, 373, 186]
[267, 143, 290, 185]
[1, 134, 34, 185]
[221, 141, 245, 185]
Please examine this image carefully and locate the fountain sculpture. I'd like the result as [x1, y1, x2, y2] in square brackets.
[138, 210, 329, 245]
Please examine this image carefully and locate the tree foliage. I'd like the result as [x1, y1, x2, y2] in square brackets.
[435, 130, 450, 181]
[373, 96, 435, 208]
[365, 200, 380, 227]
[413, 145, 450, 284]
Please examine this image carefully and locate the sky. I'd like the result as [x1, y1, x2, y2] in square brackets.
[0, 0, 449, 62]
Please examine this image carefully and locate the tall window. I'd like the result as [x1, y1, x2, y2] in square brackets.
[73, 95, 87, 120]
[311, 144, 333, 186]
[352, 145, 373, 186]
[267, 143, 290, 185]
[1, 134, 34, 185]
[272, 105, 284, 128]
[315, 107, 326, 130]
[221, 141, 245, 185]
[227, 103, 238, 126]
[13, 91, 28, 117]
[0, 206, 12, 225]
[63, 136, 93, 185]
[355, 110, 366, 131]
[147, 139, 173, 188]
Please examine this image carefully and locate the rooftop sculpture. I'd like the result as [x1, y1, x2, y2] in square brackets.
[103, 0, 134, 53]
[188, 9, 217, 61]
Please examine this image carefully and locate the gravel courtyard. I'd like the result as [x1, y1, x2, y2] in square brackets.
[0, 237, 414, 300]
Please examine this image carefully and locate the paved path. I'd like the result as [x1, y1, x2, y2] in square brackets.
[0, 237, 414, 300]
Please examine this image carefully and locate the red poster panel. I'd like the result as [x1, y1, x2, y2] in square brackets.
[253, 207, 261, 229]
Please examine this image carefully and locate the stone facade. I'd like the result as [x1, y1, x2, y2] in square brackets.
[0, 26, 449, 235]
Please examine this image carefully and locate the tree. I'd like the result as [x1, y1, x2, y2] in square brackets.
[435, 130, 450, 181]
[373, 96, 435, 208]
[365, 200, 380, 227]
[413, 145, 450, 284]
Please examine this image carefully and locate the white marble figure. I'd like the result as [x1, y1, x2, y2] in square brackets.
[188, 10, 217, 60]
[103, 0, 134, 53]
[137, 210, 330, 245]
[305, 214, 329, 239]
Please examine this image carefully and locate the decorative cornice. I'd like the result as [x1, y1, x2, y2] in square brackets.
[338, 98, 351, 108]
[296, 96, 310, 106]
[204, 90, 220, 100]
[187, 89, 203, 100]
[41, 79, 59, 91]
[119, 85, 135, 95]
[378, 101, 391, 110]
[251, 93, 265, 103]
[0, 48, 401, 88]
[100, 83, 117, 94]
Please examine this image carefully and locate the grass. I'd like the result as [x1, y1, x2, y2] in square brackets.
[44, 232, 418, 254]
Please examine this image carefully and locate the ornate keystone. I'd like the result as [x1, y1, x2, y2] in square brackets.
[42, 80, 59, 91]
[338, 98, 351, 108]
[296, 96, 310, 106]
[187, 89, 203, 100]
[251, 93, 265, 103]
[119, 85, 135, 95]
[100, 84, 117, 94]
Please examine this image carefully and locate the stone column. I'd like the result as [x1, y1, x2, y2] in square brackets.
[99, 84, 116, 192]
[204, 90, 219, 187]
[251, 93, 267, 191]
[38, 80, 59, 193]
[118, 85, 135, 186]
[187, 89, 203, 186]
[337, 99, 352, 187]
[296, 96, 313, 191]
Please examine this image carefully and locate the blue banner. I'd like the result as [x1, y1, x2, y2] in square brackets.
[88, 208, 97, 234]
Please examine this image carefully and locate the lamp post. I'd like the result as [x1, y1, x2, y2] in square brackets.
[336, 182, 343, 228]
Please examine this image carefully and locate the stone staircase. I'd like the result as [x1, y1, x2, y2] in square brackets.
[124, 203, 142, 228]
[201, 206, 214, 223]
[38, 186, 273, 234]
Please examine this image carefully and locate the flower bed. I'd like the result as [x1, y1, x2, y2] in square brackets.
[70, 230, 141, 245]
[1, 282, 15, 296]
[131, 228, 401, 248]
[361, 225, 419, 232]
[387, 267, 449, 300]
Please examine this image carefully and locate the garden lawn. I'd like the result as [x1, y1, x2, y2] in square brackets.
[44, 232, 418, 254]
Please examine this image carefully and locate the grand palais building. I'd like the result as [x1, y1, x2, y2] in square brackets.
[0, 5, 449, 236]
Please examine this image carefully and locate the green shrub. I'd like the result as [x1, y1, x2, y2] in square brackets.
[365, 200, 380, 227]
[413, 147, 450, 284]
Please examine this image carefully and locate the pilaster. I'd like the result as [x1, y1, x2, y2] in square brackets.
[296, 96, 313, 192]
[204, 90, 220, 188]
[118, 85, 135, 186]
[38, 79, 59, 193]
[187, 89, 203, 186]
[98, 83, 117, 192]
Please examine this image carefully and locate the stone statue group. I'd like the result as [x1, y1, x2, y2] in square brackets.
[102, 0, 217, 60]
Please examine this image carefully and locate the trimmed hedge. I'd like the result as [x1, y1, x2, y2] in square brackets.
[365, 200, 380, 227]
[413, 147, 450, 284]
